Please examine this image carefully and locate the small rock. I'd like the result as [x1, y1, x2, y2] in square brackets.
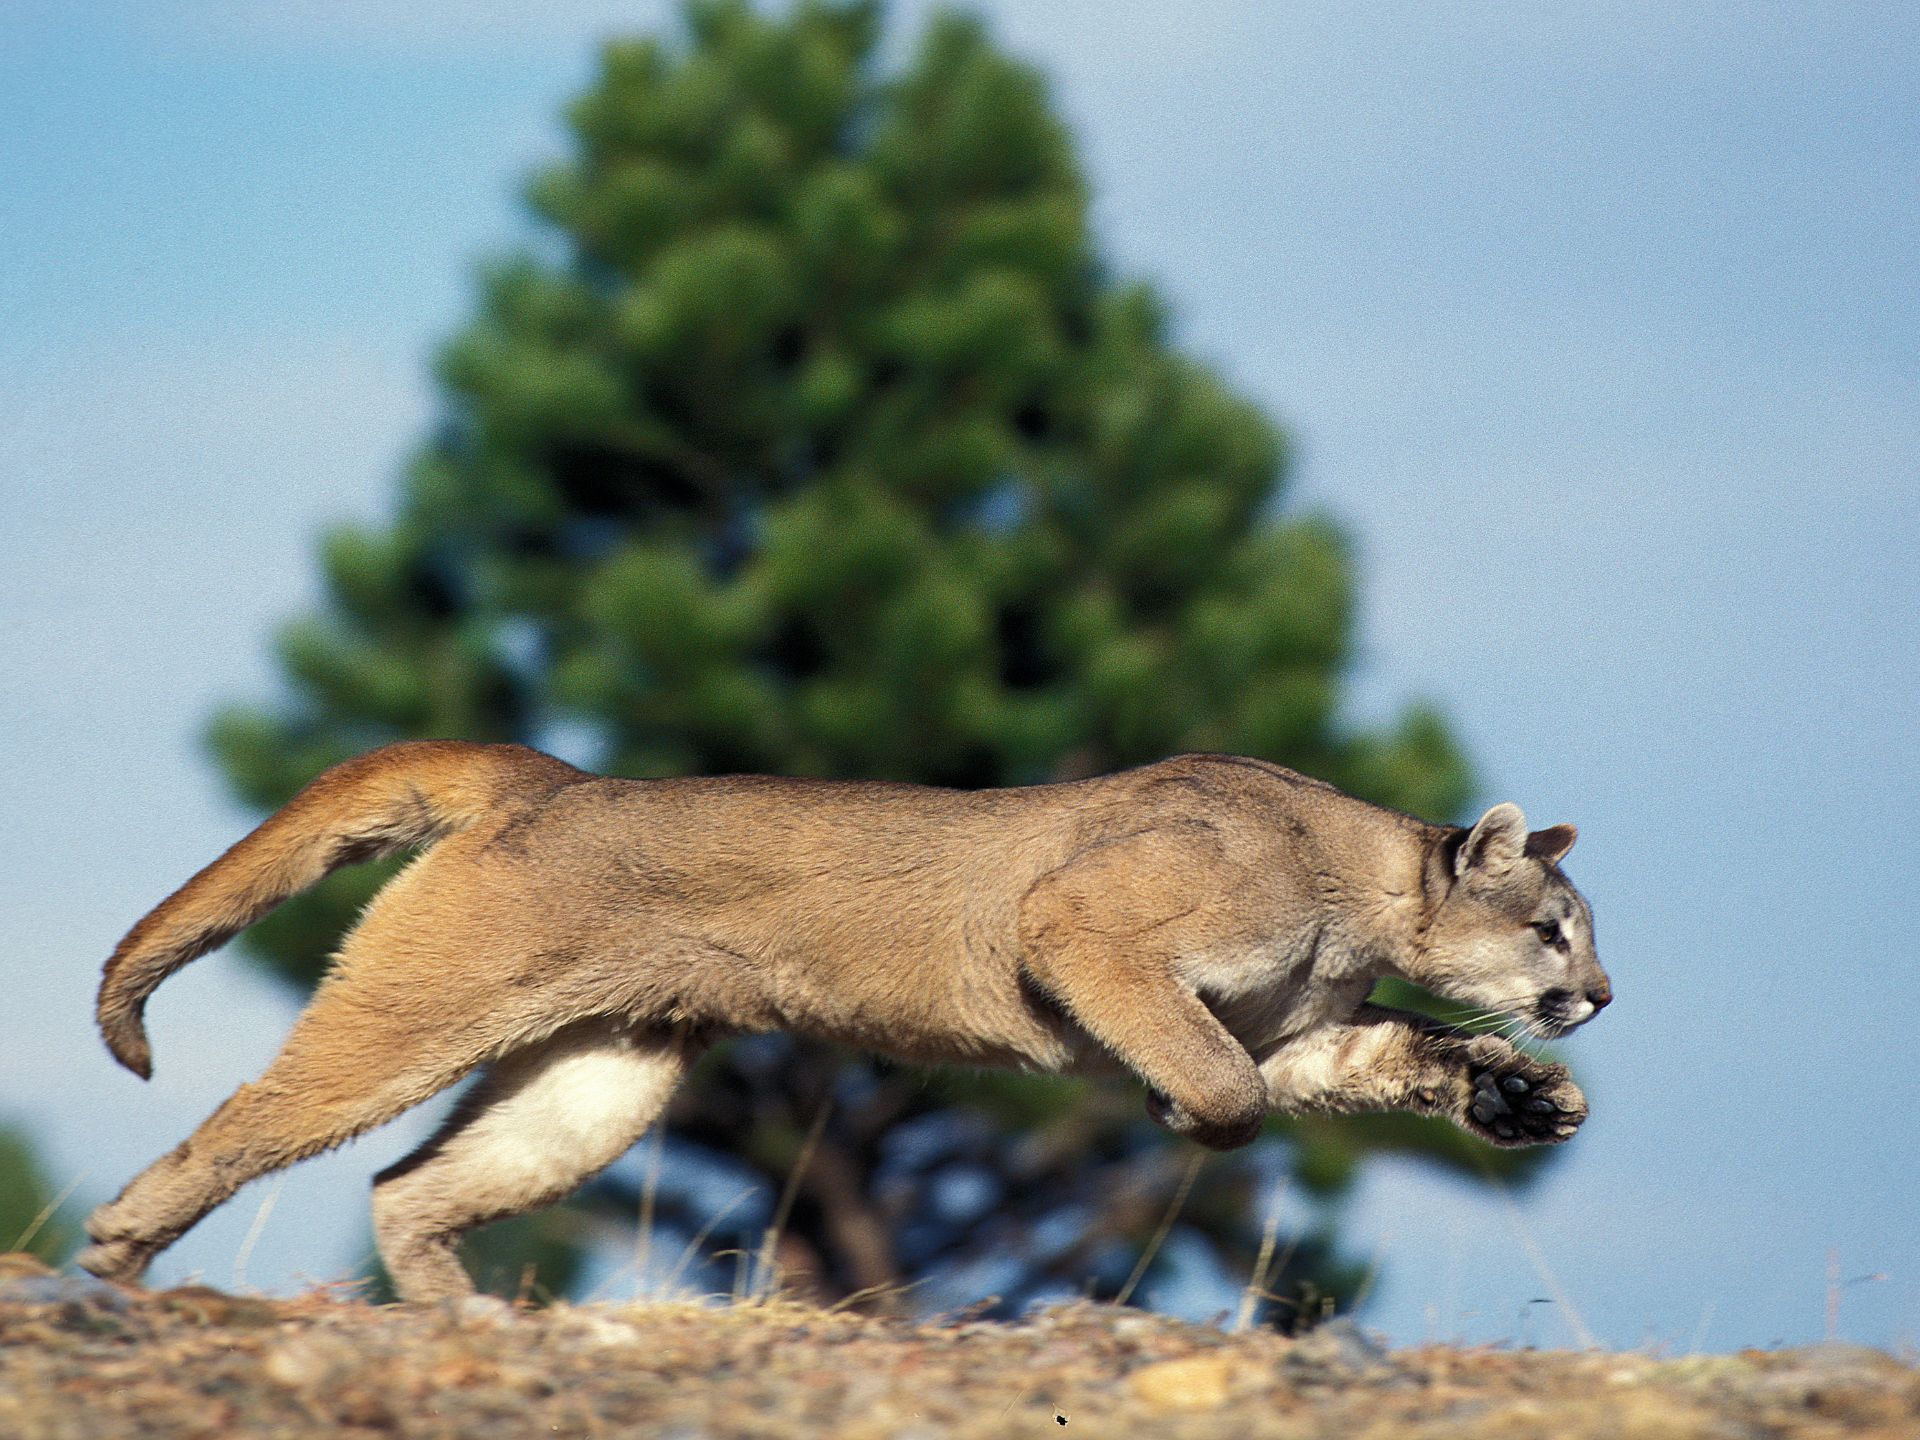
[558, 1308, 645, 1348]
[1129, 1353, 1235, 1412]
[451, 1294, 516, 1325]
[1789, 1341, 1906, 1375]
[263, 1333, 357, 1389]
[1286, 1317, 1390, 1374]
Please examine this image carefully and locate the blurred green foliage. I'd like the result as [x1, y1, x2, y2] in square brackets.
[0, 1125, 75, 1264]
[208, 0, 1543, 1321]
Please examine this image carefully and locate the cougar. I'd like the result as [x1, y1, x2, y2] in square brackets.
[80, 742, 1609, 1301]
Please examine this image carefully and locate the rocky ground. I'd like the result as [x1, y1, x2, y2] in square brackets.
[0, 1254, 1913, 1439]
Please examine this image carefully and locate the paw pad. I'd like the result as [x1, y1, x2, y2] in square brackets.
[1465, 1057, 1585, 1147]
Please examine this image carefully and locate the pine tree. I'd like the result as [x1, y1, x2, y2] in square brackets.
[210, 0, 1542, 1319]
[0, 1126, 74, 1264]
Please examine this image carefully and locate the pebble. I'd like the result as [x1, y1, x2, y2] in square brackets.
[1284, 1318, 1392, 1376]
[1129, 1353, 1236, 1411]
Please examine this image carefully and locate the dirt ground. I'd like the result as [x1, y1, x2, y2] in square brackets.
[0, 1254, 1913, 1439]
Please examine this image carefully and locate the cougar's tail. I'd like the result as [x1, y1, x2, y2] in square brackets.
[97, 740, 583, 1079]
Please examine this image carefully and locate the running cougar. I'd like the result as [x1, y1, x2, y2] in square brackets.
[81, 742, 1608, 1300]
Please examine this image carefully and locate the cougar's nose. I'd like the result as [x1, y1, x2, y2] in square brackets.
[1585, 981, 1613, 1012]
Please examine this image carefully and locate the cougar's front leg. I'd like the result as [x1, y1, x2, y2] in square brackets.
[1018, 830, 1267, 1151]
[1258, 1005, 1587, 1148]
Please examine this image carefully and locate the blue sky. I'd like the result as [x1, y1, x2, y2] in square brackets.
[2, 1, 1915, 1349]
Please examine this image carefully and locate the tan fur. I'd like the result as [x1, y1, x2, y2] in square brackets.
[81, 744, 1609, 1300]
[95, 741, 583, 1079]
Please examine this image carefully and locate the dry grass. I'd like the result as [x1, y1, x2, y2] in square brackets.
[0, 1253, 1914, 1439]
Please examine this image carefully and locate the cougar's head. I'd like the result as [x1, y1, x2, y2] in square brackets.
[1418, 803, 1610, 1039]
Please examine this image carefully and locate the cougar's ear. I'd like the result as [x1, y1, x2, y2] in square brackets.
[1456, 802, 1529, 878]
[1526, 824, 1577, 865]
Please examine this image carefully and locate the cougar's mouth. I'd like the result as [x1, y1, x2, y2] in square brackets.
[1534, 985, 1606, 1037]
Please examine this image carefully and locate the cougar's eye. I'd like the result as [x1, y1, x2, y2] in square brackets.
[1531, 920, 1564, 948]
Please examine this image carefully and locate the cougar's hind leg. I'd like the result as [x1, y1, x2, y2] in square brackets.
[371, 1021, 695, 1303]
[78, 969, 504, 1287]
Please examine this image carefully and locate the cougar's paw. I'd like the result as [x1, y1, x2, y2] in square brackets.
[75, 1238, 154, 1285]
[1145, 1089, 1265, 1151]
[1459, 1037, 1587, 1147]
